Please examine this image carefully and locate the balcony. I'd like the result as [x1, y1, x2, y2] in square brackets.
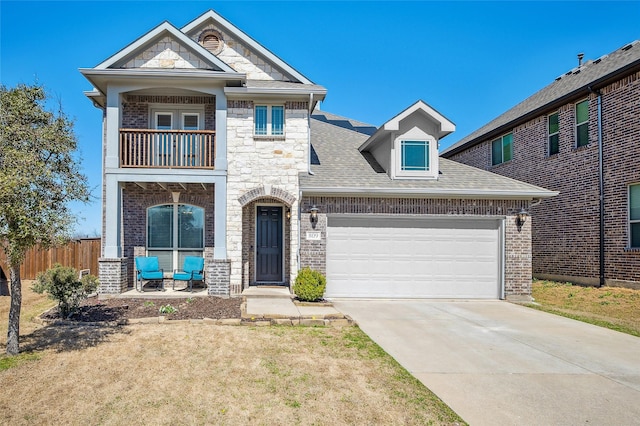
[120, 129, 216, 169]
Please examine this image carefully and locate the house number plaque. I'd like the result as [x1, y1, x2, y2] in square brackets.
[306, 231, 321, 241]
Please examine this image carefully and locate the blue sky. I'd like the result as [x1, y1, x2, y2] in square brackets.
[1, 1, 638, 235]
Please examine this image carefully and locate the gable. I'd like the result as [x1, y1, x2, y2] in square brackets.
[120, 35, 215, 70]
[182, 10, 313, 83]
[94, 21, 235, 73]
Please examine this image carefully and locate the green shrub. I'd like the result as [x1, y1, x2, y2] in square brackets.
[32, 264, 99, 318]
[293, 267, 326, 302]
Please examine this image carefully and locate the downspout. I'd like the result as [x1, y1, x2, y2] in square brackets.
[590, 86, 605, 287]
[307, 93, 315, 176]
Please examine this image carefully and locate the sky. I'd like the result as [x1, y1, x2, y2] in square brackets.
[1, 0, 639, 236]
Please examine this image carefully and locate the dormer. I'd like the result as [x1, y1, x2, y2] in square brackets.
[359, 100, 455, 180]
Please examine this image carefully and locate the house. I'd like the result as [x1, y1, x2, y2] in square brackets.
[442, 41, 640, 289]
[81, 10, 556, 300]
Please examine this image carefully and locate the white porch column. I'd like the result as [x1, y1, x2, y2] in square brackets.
[214, 90, 227, 171]
[103, 175, 122, 258]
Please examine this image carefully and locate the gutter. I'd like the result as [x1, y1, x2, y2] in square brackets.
[307, 93, 315, 176]
[590, 85, 605, 287]
[300, 186, 558, 199]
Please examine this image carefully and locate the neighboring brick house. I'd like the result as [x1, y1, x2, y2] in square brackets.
[442, 41, 640, 289]
[81, 10, 555, 300]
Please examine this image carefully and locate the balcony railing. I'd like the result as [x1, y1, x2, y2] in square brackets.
[120, 129, 216, 169]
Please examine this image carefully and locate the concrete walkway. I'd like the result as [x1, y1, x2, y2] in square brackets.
[333, 299, 640, 426]
[242, 287, 349, 325]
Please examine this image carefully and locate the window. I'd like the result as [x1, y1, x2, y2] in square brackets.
[401, 140, 430, 171]
[575, 100, 589, 147]
[491, 133, 513, 166]
[629, 185, 640, 248]
[255, 105, 284, 136]
[548, 113, 559, 155]
[147, 204, 204, 270]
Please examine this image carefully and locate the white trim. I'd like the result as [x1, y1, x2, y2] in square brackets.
[300, 187, 558, 199]
[254, 104, 285, 137]
[94, 21, 235, 73]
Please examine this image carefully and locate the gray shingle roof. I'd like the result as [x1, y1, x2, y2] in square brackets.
[300, 111, 556, 199]
[442, 40, 640, 156]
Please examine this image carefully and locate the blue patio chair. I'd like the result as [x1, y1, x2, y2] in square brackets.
[135, 256, 164, 292]
[173, 256, 205, 292]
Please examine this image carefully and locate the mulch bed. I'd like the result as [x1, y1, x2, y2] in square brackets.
[40, 296, 243, 323]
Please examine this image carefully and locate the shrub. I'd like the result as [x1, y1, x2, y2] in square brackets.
[293, 267, 326, 302]
[32, 264, 99, 318]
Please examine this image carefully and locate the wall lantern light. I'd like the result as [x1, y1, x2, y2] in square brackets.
[516, 208, 528, 231]
[286, 209, 291, 221]
[309, 205, 319, 228]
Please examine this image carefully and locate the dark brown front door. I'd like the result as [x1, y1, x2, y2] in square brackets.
[256, 206, 283, 283]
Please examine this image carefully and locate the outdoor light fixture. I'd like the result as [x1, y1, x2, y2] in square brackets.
[516, 208, 528, 231]
[309, 205, 319, 228]
[286, 209, 291, 221]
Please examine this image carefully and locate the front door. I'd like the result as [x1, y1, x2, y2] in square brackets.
[255, 206, 283, 283]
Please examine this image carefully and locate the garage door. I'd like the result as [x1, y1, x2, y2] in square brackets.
[325, 216, 502, 299]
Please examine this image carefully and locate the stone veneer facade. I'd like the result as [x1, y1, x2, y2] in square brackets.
[225, 100, 309, 295]
[446, 70, 640, 288]
[299, 196, 533, 299]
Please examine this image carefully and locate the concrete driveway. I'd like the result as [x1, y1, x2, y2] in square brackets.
[332, 300, 640, 426]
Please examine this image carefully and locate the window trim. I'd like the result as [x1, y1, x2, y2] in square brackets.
[146, 203, 205, 271]
[548, 112, 559, 156]
[491, 132, 513, 166]
[393, 134, 438, 179]
[254, 104, 285, 137]
[629, 184, 640, 249]
[575, 99, 589, 148]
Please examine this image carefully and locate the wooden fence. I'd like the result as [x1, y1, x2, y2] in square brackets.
[0, 238, 101, 280]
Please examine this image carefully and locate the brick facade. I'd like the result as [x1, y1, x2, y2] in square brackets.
[98, 257, 128, 295]
[447, 70, 640, 288]
[300, 196, 533, 298]
[121, 183, 217, 289]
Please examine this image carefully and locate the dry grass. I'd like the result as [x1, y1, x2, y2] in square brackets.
[530, 280, 640, 336]
[0, 280, 56, 340]
[0, 292, 463, 425]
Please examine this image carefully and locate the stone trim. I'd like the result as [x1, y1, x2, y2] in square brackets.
[238, 185, 297, 207]
[206, 247, 231, 296]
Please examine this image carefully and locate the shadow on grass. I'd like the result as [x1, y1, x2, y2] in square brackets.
[19, 323, 129, 353]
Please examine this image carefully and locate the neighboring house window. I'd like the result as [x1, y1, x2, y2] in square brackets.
[401, 140, 430, 171]
[630, 185, 640, 248]
[255, 105, 284, 136]
[147, 204, 204, 271]
[491, 133, 513, 166]
[548, 112, 559, 155]
[575, 99, 589, 147]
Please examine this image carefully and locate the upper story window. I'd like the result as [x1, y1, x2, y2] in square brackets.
[393, 132, 438, 179]
[575, 99, 589, 147]
[629, 184, 640, 248]
[491, 132, 513, 166]
[401, 140, 430, 171]
[548, 112, 559, 155]
[255, 105, 284, 136]
[147, 204, 204, 271]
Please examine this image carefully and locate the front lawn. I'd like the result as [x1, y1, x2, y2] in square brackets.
[529, 280, 640, 337]
[0, 286, 464, 425]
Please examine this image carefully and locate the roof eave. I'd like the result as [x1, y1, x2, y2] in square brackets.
[442, 57, 640, 157]
[300, 186, 558, 200]
[224, 86, 327, 100]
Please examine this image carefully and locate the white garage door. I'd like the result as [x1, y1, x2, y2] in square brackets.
[325, 216, 502, 299]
